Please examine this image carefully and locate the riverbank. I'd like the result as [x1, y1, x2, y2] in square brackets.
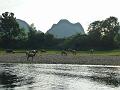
[0, 53, 120, 65]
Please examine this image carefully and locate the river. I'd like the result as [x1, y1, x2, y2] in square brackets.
[0, 64, 120, 90]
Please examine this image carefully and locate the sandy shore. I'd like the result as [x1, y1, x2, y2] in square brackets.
[0, 53, 120, 65]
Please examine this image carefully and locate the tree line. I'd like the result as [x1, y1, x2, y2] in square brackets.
[0, 12, 120, 50]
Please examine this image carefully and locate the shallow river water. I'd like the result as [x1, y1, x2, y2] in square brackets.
[0, 64, 120, 90]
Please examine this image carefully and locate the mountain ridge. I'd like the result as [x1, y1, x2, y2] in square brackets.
[46, 19, 85, 38]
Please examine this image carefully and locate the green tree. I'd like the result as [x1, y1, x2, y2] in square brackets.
[28, 23, 37, 38]
[62, 34, 88, 50]
[114, 33, 120, 48]
[101, 17, 119, 48]
[27, 23, 37, 49]
[44, 34, 56, 49]
[88, 16, 120, 49]
[0, 12, 21, 48]
[88, 21, 103, 48]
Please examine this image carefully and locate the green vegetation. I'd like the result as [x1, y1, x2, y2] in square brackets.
[0, 12, 120, 51]
[0, 12, 25, 48]
[0, 49, 120, 56]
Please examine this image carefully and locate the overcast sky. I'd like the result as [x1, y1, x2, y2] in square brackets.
[0, 0, 120, 33]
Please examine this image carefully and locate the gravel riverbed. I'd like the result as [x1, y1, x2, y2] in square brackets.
[0, 53, 120, 65]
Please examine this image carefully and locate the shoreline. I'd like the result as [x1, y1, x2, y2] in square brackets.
[0, 53, 120, 65]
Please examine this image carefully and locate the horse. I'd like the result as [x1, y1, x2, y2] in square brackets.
[40, 49, 47, 53]
[67, 49, 77, 55]
[90, 49, 94, 54]
[5, 49, 15, 53]
[70, 50, 77, 55]
[30, 50, 38, 53]
[26, 50, 38, 60]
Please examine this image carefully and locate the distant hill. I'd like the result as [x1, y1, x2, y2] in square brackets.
[16, 19, 30, 33]
[16, 19, 43, 34]
[46, 19, 85, 38]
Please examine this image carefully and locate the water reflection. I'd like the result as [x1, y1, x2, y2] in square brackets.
[50, 78, 68, 90]
[0, 71, 18, 88]
[0, 64, 120, 90]
[0, 64, 35, 89]
[0, 63, 15, 67]
[90, 74, 120, 87]
[88, 66, 120, 87]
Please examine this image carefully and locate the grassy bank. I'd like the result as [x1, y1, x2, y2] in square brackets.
[0, 50, 120, 65]
[1, 49, 120, 56]
[47, 50, 120, 56]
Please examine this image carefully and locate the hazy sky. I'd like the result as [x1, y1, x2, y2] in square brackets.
[0, 0, 120, 33]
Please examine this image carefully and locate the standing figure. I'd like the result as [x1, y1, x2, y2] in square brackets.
[26, 50, 37, 60]
[90, 49, 94, 54]
[71, 50, 77, 55]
